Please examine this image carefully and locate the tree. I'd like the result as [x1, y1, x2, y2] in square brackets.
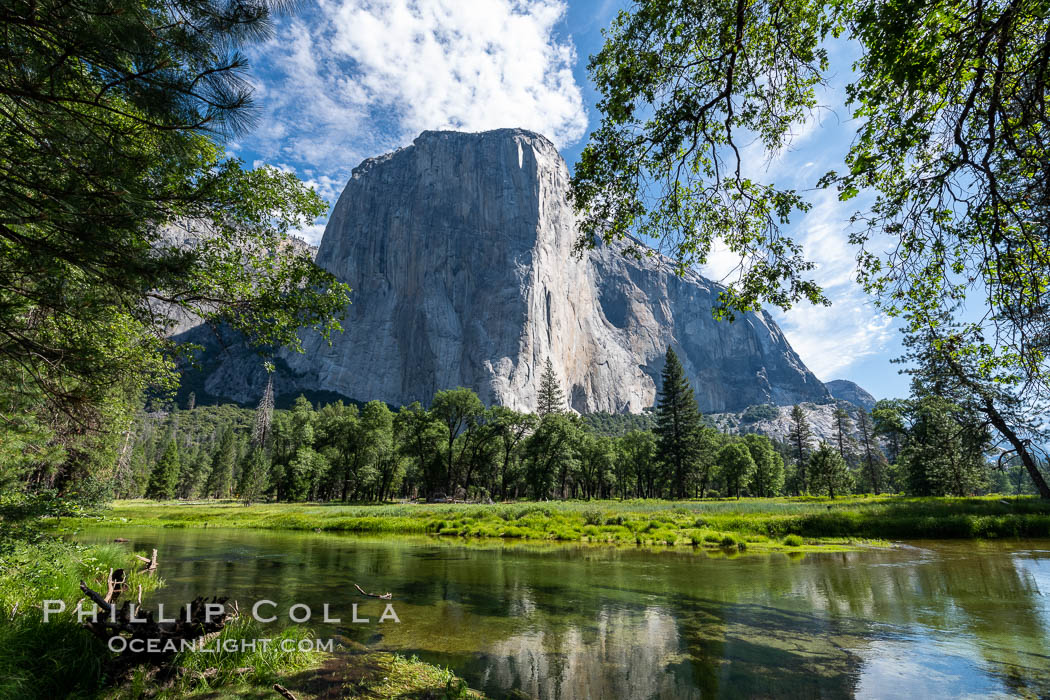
[788, 405, 813, 493]
[718, 442, 756, 499]
[0, 0, 350, 497]
[615, 430, 657, 499]
[809, 443, 852, 499]
[204, 429, 236, 499]
[898, 396, 990, 497]
[524, 414, 579, 500]
[832, 407, 856, 467]
[238, 448, 271, 506]
[395, 403, 444, 498]
[490, 407, 537, 500]
[744, 433, 784, 498]
[146, 438, 180, 500]
[240, 377, 275, 505]
[361, 401, 397, 501]
[537, 358, 565, 416]
[569, 0, 831, 316]
[431, 388, 484, 495]
[574, 0, 1050, 499]
[577, 433, 614, 499]
[855, 410, 886, 494]
[872, 400, 908, 465]
[654, 347, 703, 498]
[694, 426, 723, 498]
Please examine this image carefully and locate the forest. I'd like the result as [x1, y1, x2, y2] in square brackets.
[117, 350, 1047, 508]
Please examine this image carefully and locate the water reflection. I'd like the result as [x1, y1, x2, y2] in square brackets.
[74, 529, 1050, 699]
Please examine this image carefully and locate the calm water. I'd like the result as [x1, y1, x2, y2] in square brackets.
[75, 528, 1050, 699]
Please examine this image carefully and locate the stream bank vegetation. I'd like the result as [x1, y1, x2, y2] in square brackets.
[0, 496, 479, 700]
[115, 349, 1049, 512]
[71, 495, 1050, 549]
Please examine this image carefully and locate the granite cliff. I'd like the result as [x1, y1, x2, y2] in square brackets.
[187, 128, 830, 413]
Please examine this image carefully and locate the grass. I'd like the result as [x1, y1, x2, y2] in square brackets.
[0, 537, 166, 698]
[0, 535, 483, 699]
[62, 494, 1050, 550]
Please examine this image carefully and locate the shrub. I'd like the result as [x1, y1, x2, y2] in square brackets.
[582, 508, 604, 526]
[720, 534, 737, 548]
[783, 534, 804, 547]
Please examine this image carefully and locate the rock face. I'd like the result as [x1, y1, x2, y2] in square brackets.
[709, 402, 861, 445]
[825, 380, 876, 411]
[192, 128, 830, 413]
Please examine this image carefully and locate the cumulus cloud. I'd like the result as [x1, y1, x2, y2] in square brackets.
[244, 0, 587, 188]
[769, 189, 894, 380]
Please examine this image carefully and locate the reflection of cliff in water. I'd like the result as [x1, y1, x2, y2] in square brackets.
[473, 606, 698, 700]
[73, 529, 1050, 699]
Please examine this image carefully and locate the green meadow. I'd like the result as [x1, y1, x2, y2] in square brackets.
[64, 495, 1050, 551]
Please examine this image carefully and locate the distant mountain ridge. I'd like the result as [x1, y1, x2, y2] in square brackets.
[179, 128, 836, 413]
[825, 379, 877, 411]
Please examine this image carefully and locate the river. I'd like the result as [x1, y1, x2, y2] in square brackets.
[75, 527, 1050, 698]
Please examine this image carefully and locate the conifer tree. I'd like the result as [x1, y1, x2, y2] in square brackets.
[654, 346, 702, 498]
[788, 405, 813, 493]
[145, 438, 180, 500]
[833, 407, 857, 465]
[537, 358, 565, 416]
[239, 375, 275, 504]
[205, 429, 236, 499]
[856, 411, 886, 494]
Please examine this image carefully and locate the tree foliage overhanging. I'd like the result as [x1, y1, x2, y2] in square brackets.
[570, 0, 1050, 494]
[0, 0, 351, 493]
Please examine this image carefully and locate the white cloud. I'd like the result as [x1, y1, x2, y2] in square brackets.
[770, 189, 895, 379]
[245, 0, 587, 189]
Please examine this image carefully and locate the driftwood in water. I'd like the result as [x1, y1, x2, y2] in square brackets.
[79, 577, 239, 675]
[353, 583, 392, 599]
[134, 548, 159, 572]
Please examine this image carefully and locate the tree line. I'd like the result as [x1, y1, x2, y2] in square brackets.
[124, 351, 1045, 504]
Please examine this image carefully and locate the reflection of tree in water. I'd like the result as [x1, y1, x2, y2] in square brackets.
[89, 530, 1050, 699]
[796, 544, 1050, 698]
[672, 596, 865, 698]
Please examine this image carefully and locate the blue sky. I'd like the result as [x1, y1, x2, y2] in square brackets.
[231, 0, 911, 400]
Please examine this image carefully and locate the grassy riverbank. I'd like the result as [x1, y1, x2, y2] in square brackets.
[0, 522, 480, 699]
[66, 495, 1050, 548]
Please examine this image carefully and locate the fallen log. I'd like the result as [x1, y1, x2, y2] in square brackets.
[353, 583, 392, 599]
[273, 683, 298, 700]
[78, 579, 239, 677]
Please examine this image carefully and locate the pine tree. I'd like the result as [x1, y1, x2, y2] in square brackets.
[537, 358, 565, 416]
[788, 405, 813, 493]
[743, 433, 785, 497]
[855, 411, 886, 494]
[238, 375, 276, 505]
[833, 407, 857, 465]
[654, 346, 703, 498]
[145, 438, 180, 500]
[238, 448, 270, 506]
[809, 442, 853, 498]
[204, 429, 236, 499]
[252, 375, 275, 447]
